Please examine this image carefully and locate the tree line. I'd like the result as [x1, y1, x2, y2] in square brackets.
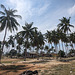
[0, 4, 75, 63]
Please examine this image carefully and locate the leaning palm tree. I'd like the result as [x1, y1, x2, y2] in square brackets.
[19, 22, 37, 61]
[0, 4, 21, 63]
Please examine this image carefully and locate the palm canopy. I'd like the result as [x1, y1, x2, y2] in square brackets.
[20, 22, 37, 40]
[57, 17, 74, 33]
[15, 33, 23, 45]
[70, 32, 75, 43]
[8, 35, 14, 47]
[45, 30, 52, 43]
[38, 32, 45, 46]
[51, 30, 59, 44]
[0, 4, 22, 32]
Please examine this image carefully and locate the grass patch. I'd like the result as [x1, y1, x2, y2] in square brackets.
[40, 61, 75, 75]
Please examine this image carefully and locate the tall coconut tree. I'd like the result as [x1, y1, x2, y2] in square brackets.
[8, 35, 14, 48]
[57, 17, 74, 34]
[19, 22, 37, 61]
[14, 33, 23, 53]
[32, 29, 44, 60]
[57, 17, 74, 54]
[51, 30, 59, 53]
[0, 4, 21, 63]
[38, 32, 45, 60]
[70, 32, 75, 49]
[45, 30, 52, 49]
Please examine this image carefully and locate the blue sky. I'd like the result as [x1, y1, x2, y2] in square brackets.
[0, 0, 75, 41]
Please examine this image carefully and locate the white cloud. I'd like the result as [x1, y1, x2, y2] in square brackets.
[68, 4, 75, 16]
[38, 3, 49, 16]
[7, 0, 33, 21]
[0, 0, 50, 40]
[1, 0, 75, 42]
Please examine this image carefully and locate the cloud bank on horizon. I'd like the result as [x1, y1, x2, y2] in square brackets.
[0, 0, 75, 41]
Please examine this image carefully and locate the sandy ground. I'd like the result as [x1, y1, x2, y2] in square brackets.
[0, 59, 70, 75]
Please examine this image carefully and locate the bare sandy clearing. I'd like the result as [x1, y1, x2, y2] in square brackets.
[0, 59, 70, 75]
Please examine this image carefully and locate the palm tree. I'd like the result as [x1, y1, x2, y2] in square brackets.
[37, 32, 45, 60]
[14, 33, 23, 53]
[57, 17, 74, 54]
[8, 35, 14, 48]
[45, 30, 52, 49]
[0, 4, 21, 63]
[45, 45, 49, 53]
[32, 29, 44, 60]
[57, 28, 63, 51]
[70, 32, 75, 49]
[19, 22, 37, 61]
[57, 17, 74, 34]
[51, 30, 59, 53]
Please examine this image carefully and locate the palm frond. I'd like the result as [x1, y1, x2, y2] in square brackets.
[0, 4, 6, 9]
[10, 17, 20, 26]
[0, 11, 5, 15]
[69, 24, 74, 28]
[12, 15, 22, 19]
[0, 4, 7, 13]
[0, 16, 5, 20]
[0, 17, 6, 31]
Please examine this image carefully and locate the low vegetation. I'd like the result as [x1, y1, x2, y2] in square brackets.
[39, 60, 75, 75]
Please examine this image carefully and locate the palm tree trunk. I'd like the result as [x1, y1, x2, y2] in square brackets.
[59, 43, 60, 51]
[62, 42, 64, 52]
[0, 51, 2, 64]
[51, 42, 52, 48]
[66, 31, 69, 56]
[56, 44, 58, 53]
[55, 44, 57, 53]
[24, 38, 28, 61]
[0, 26, 7, 64]
[59, 40, 61, 51]
[66, 43, 68, 55]
[37, 49, 39, 60]
[24, 49, 26, 61]
[73, 43, 75, 50]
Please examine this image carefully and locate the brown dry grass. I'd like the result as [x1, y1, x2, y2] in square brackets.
[0, 58, 71, 75]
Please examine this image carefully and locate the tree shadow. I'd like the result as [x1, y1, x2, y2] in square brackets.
[0, 65, 34, 75]
[30, 60, 50, 64]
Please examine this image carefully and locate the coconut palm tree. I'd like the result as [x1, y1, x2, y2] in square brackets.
[19, 22, 37, 61]
[51, 30, 59, 53]
[70, 32, 75, 49]
[32, 29, 45, 60]
[38, 32, 45, 60]
[45, 45, 49, 53]
[57, 17, 74, 34]
[45, 30, 52, 49]
[14, 33, 23, 53]
[0, 4, 21, 63]
[8, 35, 14, 48]
[57, 17, 74, 55]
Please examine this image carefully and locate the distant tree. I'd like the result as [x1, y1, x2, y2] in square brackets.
[58, 50, 65, 57]
[9, 49, 17, 58]
[68, 49, 75, 57]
